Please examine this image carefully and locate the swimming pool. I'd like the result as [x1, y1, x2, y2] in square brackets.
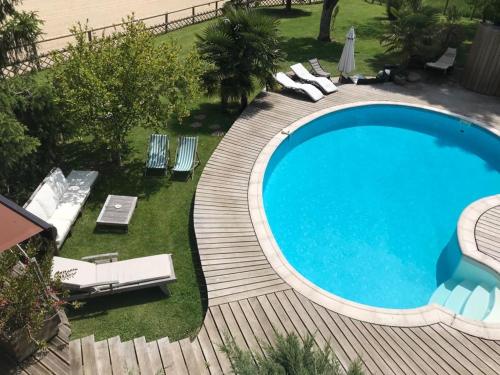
[262, 104, 500, 317]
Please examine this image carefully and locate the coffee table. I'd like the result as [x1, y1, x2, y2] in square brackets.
[96, 195, 137, 231]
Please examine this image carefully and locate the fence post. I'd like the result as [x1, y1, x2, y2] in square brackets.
[87, 30, 92, 42]
[192, 6, 196, 24]
[215, 1, 219, 16]
[165, 13, 169, 33]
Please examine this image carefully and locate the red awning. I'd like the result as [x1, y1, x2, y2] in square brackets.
[0, 195, 55, 253]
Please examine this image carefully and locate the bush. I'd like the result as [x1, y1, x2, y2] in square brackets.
[53, 17, 205, 165]
[222, 332, 365, 375]
[197, 7, 284, 110]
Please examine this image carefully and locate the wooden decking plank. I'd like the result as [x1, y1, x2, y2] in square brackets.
[147, 341, 165, 375]
[204, 309, 232, 374]
[206, 273, 280, 292]
[168, 341, 189, 375]
[197, 325, 223, 375]
[81, 335, 99, 375]
[292, 292, 351, 371]
[283, 290, 328, 348]
[107, 336, 126, 375]
[36, 349, 69, 375]
[205, 267, 276, 285]
[157, 337, 172, 373]
[209, 282, 290, 306]
[247, 296, 280, 345]
[133, 337, 154, 375]
[399, 328, 458, 375]
[121, 340, 140, 375]
[336, 314, 394, 375]
[190, 337, 210, 375]
[455, 333, 500, 368]
[179, 338, 201, 375]
[69, 339, 83, 375]
[274, 290, 317, 343]
[371, 324, 434, 375]
[356, 321, 410, 375]
[218, 304, 248, 351]
[94, 340, 112, 375]
[263, 293, 297, 336]
[229, 301, 264, 357]
[237, 299, 272, 350]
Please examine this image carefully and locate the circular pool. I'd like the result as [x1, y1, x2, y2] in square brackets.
[262, 104, 500, 310]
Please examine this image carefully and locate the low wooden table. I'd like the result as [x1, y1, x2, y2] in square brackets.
[96, 195, 137, 231]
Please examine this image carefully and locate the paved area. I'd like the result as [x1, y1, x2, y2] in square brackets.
[19, 0, 226, 51]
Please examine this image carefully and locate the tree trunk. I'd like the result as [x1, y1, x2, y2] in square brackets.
[317, 0, 339, 42]
[443, 0, 450, 14]
[285, 0, 292, 12]
[240, 94, 248, 111]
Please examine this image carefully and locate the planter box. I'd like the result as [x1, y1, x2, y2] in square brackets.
[0, 311, 61, 362]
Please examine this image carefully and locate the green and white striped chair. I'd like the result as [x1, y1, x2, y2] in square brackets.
[172, 136, 200, 180]
[145, 134, 169, 175]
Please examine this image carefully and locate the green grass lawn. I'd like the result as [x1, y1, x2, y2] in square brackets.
[62, 0, 479, 342]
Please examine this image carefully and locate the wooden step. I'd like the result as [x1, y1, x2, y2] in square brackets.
[69, 340, 83, 375]
[147, 340, 165, 375]
[133, 337, 154, 375]
[95, 339, 112, 374]
[81, 335, 99, 375]
[122, 340, 139, 375]
[108, 336, 126, 375]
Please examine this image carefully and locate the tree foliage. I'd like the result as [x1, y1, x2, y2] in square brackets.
[222, 332, 365, 375]
[0, 0, 42, 73]
[196, 7, 284, 110]
[381, 0, 440, 64]
[53, 17, 205, 164]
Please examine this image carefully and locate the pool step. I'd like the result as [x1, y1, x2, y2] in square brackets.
[429, 279, 459, 305]
[461, 283, 493, 320]
[444, 279, 476, 313]
[484, 287, 500, 323]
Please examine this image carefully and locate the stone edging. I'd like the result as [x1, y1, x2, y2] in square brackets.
[248, 101, 500, 340]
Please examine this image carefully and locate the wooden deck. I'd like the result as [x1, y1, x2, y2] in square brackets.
[11, 83, 500, 374]
[476, 205, 500, 263]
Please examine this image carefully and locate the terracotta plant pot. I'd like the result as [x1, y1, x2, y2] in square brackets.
[0, 311, 61, 362]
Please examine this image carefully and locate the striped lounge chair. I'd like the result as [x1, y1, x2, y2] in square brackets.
[172, 136, 200, 180]
[145, 134, 169, 175]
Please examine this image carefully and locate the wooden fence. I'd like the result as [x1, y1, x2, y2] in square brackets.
[3, 0, 322, 78]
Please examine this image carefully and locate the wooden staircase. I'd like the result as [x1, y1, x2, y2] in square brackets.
[69, 334, 210, 375]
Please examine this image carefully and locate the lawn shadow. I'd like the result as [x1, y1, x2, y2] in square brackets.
[188, 196, 209, 321]
[66, 288, 168, 320]
[282, 37, 343, 65]
[257, 7, 312, 19]
[354, 16, 388, 40]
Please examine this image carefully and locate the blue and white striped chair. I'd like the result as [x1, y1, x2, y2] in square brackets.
[145, 134, 169, 175]
[172, 136, 200, 180]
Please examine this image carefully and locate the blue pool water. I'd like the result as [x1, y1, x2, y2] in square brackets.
[263, 105, 500, 309]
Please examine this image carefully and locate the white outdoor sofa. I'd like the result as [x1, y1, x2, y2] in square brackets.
[51, 253, 176, 300]
[24, 168, 98, 248]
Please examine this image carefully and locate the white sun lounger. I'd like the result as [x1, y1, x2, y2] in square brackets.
[274, 72, 324, 102]
[425, 48, 457, 74]
[291, 63, 338, 94]
[52, 253, 176, 300]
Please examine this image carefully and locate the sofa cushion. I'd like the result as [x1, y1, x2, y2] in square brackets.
[46, 217, 72, 246]
[47, 168, 68, 199]
[25, 199, 48, 221]
[33, 184, 59, 218]
[51, 202, 80, 224]
[66, 171, 99, 195]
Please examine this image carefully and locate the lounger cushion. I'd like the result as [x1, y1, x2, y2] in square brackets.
[47, 217, 72, 246]
[96, 254, 173, 286]
[25, 199, 48, 221]
[47, 168, 69, 199]
[52, 256, 99, 289]
[66, 171, 99, 194]
[33, 184, 59, 218]
[51, 201, 80, 223]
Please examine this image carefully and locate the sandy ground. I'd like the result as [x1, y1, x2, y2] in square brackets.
[19, 0, 226, 51]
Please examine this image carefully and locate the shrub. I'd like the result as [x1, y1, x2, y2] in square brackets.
[221, 332, 365, 375]
[53, 17, 205, 165]
[196, 7, 284, 110]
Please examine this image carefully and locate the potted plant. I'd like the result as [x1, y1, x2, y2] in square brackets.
[0, 238, 68, 362]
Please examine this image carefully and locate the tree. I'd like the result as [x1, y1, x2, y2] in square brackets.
[53, 17, 204, 165]
[0, 81, 39, 194]
[381, 0, 440, 65]
[386, 0, 404, 20]
[222, 332, 365, 375]
[197, 7, 284, 110]
[318, 0, 340, 42]
[0, 0, 42, 74]
[286, 0, 292, 12]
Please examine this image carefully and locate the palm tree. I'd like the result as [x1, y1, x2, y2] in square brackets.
[196, 7, 284, 110]
[222, 332, 365, 375]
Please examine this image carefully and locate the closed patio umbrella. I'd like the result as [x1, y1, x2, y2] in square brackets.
[338, 26, 356, 80]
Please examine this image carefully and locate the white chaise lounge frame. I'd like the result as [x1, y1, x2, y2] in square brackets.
[52, 253, 176, 300]
[274, 72, 324, 102]
[291, 63, 338, 94]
